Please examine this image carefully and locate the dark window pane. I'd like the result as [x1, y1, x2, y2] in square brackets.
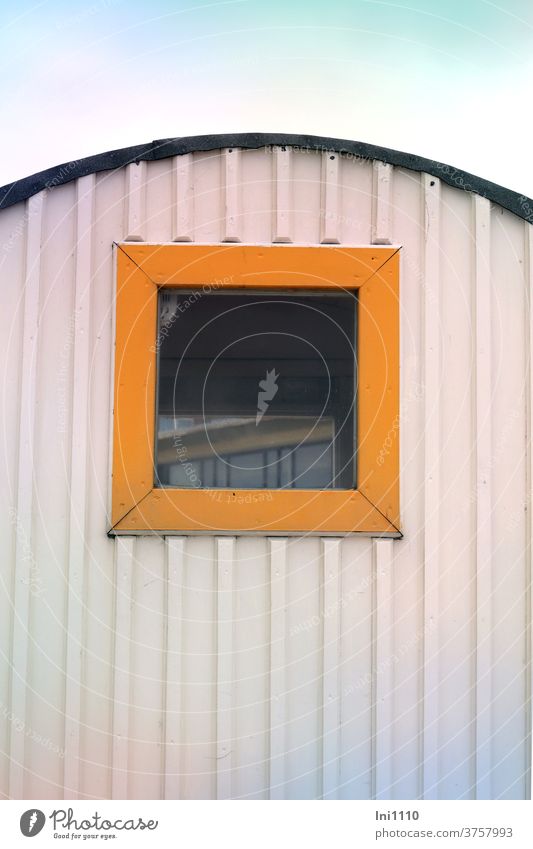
[156, 291, 356, 489]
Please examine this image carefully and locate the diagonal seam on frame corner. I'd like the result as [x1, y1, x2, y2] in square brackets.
[110, 487, 154, 533]
[114, 241, 159, 287]
[359, 246, 401, 290]
[358, 489, 402, 537]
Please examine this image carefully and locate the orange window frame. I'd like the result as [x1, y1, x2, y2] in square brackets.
[111, 244, 400, 535]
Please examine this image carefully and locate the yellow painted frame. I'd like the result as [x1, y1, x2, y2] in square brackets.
[111, 244, 400, 535]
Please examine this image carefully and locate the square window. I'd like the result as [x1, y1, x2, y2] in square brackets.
[111, 244, 399, 535]
[155, 291, 357, 490]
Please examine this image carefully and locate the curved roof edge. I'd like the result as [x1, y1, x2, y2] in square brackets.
[0, 132, 532, 222]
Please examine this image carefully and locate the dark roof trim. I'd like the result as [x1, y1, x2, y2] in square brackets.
[1, 133, 532, 222]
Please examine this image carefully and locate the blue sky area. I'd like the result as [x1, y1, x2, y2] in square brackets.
[1, 0, 532, 194]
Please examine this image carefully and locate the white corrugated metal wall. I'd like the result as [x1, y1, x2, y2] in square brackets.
[0, 145, 531, 799]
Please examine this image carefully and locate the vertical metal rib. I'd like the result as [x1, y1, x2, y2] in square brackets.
[172, 154, 194, 242]
[269, 537, 287, 798]
[216, 537, 234, 799]
[272, 146, 292, 243]
[63, 174, 95, 797]
[373, 539, 394, 799]
[526, 222, 533, 802]
[473, 194, 493, 800]
[321, 538, 341, 798]
[422, 173, 441, 799]
[222, 148, 242, 242]
[164, 537, 185, 799]
[124, 161, 146, 241]
[8, 192, 44, 798]
[372, 161, 393, 245]
[320, 152, 340, 244]
[111, 537, 134, 799]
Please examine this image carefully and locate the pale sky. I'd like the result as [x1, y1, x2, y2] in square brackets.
[1, 0, 532, 197]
